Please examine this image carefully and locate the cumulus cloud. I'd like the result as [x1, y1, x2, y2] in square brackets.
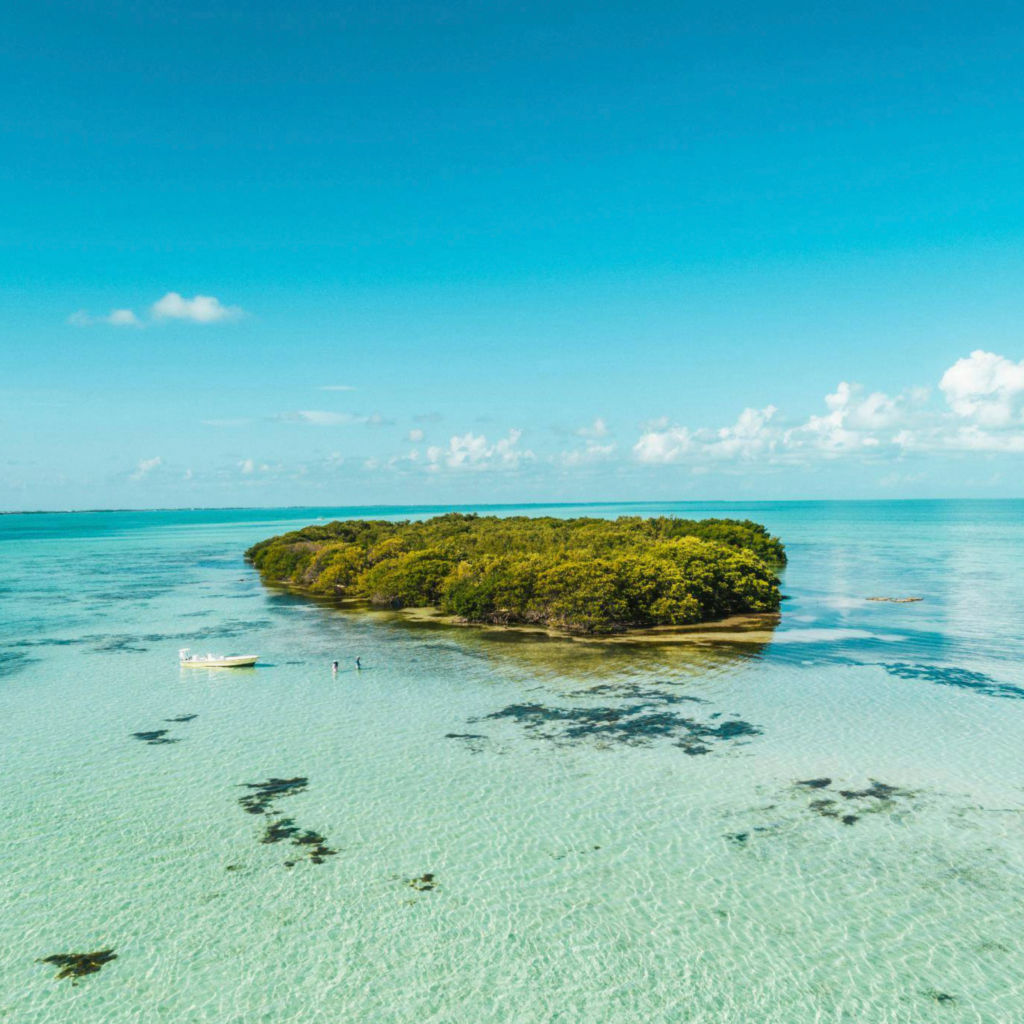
[634, 387, 912, 465]
[68, 308, 142, 327]
[783, 384, 889, 455]
[340, 349, 1024, 480]
[108, 309, 141, 327]
[426, 429, 533, 471]
[575, 417, 609, 439]
[633, 425, 695, 464]
[707, 406, 778, 460]
[151, 292, 243, 323]
[630, 352, 1024, 466]
[561, 441, 617, 466]
[940, 350, 1024, 427]
[69, 293, 241, 326]
[130, 456, 162, 480]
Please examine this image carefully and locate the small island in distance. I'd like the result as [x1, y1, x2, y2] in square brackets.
[246, 514, 786, 636]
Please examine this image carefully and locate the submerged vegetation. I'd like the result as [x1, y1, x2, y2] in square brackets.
[238, 777, 337, 867]
[246, 514, 785, 635]
[37, 950, 117, 983]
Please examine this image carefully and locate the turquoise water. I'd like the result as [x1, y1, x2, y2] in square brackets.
[2, 501, 1023, 1023]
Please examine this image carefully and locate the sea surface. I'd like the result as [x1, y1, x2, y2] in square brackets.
[2, 500, 1023, 1023]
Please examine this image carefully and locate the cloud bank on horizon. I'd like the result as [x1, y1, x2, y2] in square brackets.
[92, 348, 1024, 510]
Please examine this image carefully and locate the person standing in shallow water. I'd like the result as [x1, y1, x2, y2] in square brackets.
[355, 657, 361, 670]
[331, 660, 338, 674]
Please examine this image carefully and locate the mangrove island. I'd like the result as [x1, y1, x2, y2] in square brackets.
[246, 514, 786, 636]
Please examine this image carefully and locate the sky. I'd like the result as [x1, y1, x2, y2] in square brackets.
[3, 0, 1024, 510]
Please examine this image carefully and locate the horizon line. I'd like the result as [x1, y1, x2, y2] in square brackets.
[4, 496, 1024, 516]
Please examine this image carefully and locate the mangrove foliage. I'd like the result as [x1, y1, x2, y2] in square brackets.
[245, 514, 785, 635]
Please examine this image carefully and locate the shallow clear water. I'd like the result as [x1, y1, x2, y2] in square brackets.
[2, 501, 1023, 1023]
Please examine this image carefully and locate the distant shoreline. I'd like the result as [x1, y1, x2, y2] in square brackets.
[4, 497, 1023, 516]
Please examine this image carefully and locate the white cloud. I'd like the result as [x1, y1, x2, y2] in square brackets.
[70, 293, 240, 326]
[68, 308, 141, 327]
[427, 429, 533, 471]
[561, 441, 617, 466]
[784, 383, 885, 455]
[276, 409, 394, 427]
[575, 417, 609, 439]
[107, 309, 141, 327]
[782, 383, 924, 457]
[408, 428, 425, 442]
[277, 410, 360, 426]
[940, 350, 1024, 427]
[630, 353, 1024, 467]
[634, 406, 779, 464]
[130, 456, 162, 480]
[239, 458, 255, 475]
[706, 405, 778, 460]
[947, 426, 1024, 453]
[633, 426, 694, 464]
[151, 292, 243, 323]
[642, 415, 671, 432]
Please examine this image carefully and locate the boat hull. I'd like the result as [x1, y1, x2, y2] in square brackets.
[180, 655, 259, 668]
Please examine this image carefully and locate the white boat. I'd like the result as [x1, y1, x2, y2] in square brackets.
[179, 648, 259, 668]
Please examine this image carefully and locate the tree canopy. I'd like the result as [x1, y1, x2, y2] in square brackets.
[245, 514, 785, 635]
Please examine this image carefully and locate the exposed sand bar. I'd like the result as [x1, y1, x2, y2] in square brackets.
[340, 598, 781, 646]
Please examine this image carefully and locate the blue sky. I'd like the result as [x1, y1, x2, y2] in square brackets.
[3, 0, 1024, 509]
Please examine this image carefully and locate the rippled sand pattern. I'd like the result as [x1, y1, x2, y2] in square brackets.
[2, 501, 1024, 1022]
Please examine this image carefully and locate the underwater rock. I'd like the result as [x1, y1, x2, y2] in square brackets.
[131, 729, 179, 745]
[477, 701, 760, 752]
[837, 781, 903, 801]
[38, 949, 117, 983]
[261, 817, 302, 844]
[580, 682, 705, 705]
[923, 989, 956, 1004]
[165, 714, 197, 723]
[444, 732, 490, 754]
[292, 829, 337, 864]
[239, 777, 308, 815]
[406, 873, 438, 891]
[676, 740, 712, 755]
[801, 779, 910, 826]
[239, 778, 335, 865]
[882, 663, 1024, 700]
[809, 798, 839, 819]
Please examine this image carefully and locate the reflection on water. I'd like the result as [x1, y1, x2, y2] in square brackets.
[2, 501, 1024, 1022]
